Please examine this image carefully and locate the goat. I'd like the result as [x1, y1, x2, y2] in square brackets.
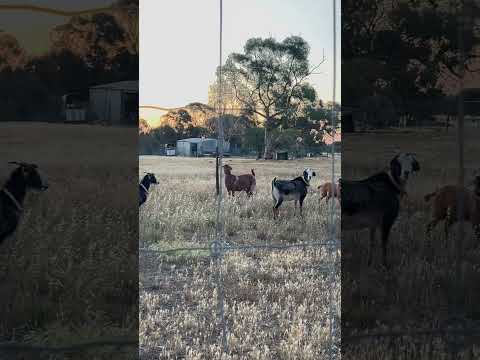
[341, 153, 420, 268]
[139, 172, 158, 206]
[0, 162, 48, 245]
[318, 181, 340, 204]
[424, 175, 480, 242]
[223, 164, 256, 197]
[272, 168, 316, 219]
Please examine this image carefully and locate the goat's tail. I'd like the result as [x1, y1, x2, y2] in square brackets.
[272, 177, 277, 191]
[251, 169, 256, 177]
[424, 191, 437, 202]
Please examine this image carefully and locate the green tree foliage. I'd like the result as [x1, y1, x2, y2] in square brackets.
[222, 36, 324, 157]
[205, 114, 256, 146]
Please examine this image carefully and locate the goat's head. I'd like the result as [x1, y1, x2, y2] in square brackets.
[390, 153, 420, 184]
[303, 168, 316, 183]
[9, 162, 49, 191]
[144, 172, 158, 185]
[223, 164, 233, 174]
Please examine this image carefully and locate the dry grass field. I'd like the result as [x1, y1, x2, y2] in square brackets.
[342, 124, 480, 359]
[0, 122, 137, 359]
[139, 156, 341, 359]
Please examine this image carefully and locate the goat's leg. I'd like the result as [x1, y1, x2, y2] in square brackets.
[444, 207, 454, 246]
[367, 227, 376, 266]
[299, 195, 306, 217]
[444, 220, 451, 248]
[381, 216, 396, 269]
[425, 219, 438, 248]
[273, 198, 283, 219]
[294, 200, 298, 216]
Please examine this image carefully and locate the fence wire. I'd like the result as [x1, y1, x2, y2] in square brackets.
[139, 238, 341, 358]
[140, 0, 340, 358]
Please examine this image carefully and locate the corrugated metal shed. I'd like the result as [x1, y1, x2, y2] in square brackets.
[89, 80, 138, 125]
[176, 138, 230, 157]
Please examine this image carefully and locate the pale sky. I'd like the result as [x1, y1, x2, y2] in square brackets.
[0, 0, 114, 54]
[140, 0, 341, 123]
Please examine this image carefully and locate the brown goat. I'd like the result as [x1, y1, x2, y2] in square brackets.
[425, 176, 480, 242]
[223, 164, 256, 197]
[318, 181, 340, 203]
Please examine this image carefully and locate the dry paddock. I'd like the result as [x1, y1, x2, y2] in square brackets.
[0, 122, 137, 359]
[139, 156, 341, 359]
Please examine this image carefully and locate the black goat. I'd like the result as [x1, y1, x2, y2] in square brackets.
[272, 168, 316, 219]
[0, 162, 48, 244]
[341, 153, 420, 268]
[139, 172, 158, 206]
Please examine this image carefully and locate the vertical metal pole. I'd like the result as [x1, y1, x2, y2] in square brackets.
[330, 0, 337, 241]
[216, 146, 219, 195]
[455, 1, 465, 317]
[214, 0, 227, 353]
[263, 125, 268, 159]
[328, 0, 337, 358]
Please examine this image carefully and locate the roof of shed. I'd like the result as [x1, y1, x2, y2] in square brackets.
[90, 80, 138, 92]
[177, 138, 217, 143]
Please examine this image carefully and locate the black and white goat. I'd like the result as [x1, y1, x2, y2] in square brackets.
[139, 172, 158, 206]
[271, 168, 316, 219]
[341, 153, 420, 268]
[1, 162, 48, 244]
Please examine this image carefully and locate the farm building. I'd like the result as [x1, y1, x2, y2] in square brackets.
[275, 150, 289, 160]
[62, 92, 89, 123]
[89, 80, 138, 125]
[176, 138, 230, 157]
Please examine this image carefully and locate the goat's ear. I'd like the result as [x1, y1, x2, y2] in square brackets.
[390, 155, 398, 168]
[412, 160, 420, 172]
[390, 156, 401, 176]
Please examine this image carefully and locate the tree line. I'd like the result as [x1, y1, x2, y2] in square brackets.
[140, 35, 341, 158]
[342, 0, 480, 131]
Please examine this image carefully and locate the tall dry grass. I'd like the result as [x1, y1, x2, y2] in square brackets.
[139, 156, 341, 359]
[342, 125, 480, 359]
[0, 122, 138, 359]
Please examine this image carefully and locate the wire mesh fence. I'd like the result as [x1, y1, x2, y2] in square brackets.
[139, 235, 342, 359]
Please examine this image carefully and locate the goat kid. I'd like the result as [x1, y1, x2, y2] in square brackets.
[272, 168, 316, 219]
[139, 172, 158, 206]
[223, 164, 256, 197]
[318, 181, 340, 204]
[425, 175, 480, 242]
[0, 162, 48, 244]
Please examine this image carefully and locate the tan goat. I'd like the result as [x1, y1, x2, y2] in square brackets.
[425, 176, 480, 242]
